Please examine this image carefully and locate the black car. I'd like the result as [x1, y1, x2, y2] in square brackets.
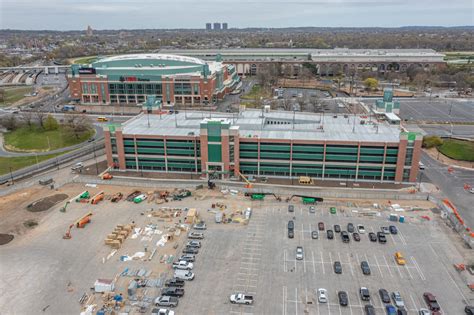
[465, 306, 474, 315]
[365, 305, 376, 315]
[360, 287, 370, 301]
[327, 229, 334, 239]
[379, 288, 390, 303]
[338, 291, 349, 306]
[369, 232, 377, 242]
[288, 229, 294, 238]
[334, 224, 341, 233]
[161, 287, 184, 297]
[389, 225, 398, 234]
[165, 278, 185, 287]
[182, 247, 198, 254]
[341, 231, 350, 243]
[361, 261, 371, 275]
[377, 232, 387, 243]
[334, 261, 343, 274]
[353, 232, 361, 241]
[347, 223, 354, 233]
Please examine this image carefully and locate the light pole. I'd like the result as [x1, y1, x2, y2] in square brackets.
[9, 166, 14, 185]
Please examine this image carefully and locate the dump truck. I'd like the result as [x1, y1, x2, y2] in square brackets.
[230, 293, 254, 305]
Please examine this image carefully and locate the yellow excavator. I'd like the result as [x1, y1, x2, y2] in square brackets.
[237, 171, 253, 189]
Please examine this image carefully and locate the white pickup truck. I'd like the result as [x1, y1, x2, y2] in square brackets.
[230, 293, 254, 305]
[172, 260, 193, 270]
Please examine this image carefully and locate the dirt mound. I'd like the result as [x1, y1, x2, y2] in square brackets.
[0, 234, 14, 245]
[26, 194, 69, 212]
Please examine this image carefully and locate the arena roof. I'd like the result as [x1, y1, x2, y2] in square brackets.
[120, 109, 402, 143]
[94, 54, 206, 66]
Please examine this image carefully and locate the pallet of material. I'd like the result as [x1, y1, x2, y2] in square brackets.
[117, 235, 125, 244]
[104, 238, 116, 245]
[107, 234, 117, 240]
[110, 240, 121, 249]
[119, 230, 129, 237]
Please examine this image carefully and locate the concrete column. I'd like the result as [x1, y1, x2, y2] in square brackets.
[134, 135, 139, 171]
[381, 143, 388, 182]
[233, 135, 240, 177]
[54, 66, 59, 74]
[395, 139, 407, 182]
[221, 135, 230, 178]
[408, 138, 423, 182]
[355, 142, 361, 180]
[115, 130, 126, 170]
[322, 141, 327, 180]
[104, 130, 114, 167]
[199, 134, 208, 177]
[164, 138, 168, 172]
[257, 138, 260, 176]
[44, 67, 49, 75]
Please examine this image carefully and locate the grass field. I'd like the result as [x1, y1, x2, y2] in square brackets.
[0, 86, 34, 106]
[438, 139, 474, 162]
[240, 84, 272, 100]
[0, 152, 67, 176]
[4, 126, 94, 152]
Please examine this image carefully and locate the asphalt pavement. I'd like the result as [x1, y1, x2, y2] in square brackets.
[420, 152, 474, 229]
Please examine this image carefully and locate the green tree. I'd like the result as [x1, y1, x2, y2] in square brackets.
[364, 78, 379, 91]
[43, 115, 59, 131]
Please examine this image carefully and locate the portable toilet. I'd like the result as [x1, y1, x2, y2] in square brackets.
[399, 215, 405, 223]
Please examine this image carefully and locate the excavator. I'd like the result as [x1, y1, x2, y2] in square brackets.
[237, 171, 253, 189]
[59, 201, 70, 213]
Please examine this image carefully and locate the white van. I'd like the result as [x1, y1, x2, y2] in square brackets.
[174, 270, 194, 280]
[418, 162, 425, 170]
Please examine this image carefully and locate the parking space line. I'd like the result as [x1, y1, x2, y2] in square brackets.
[303, 252, 307, 273]
[329, 252, 333, 267]
[398, 230, 408, 246]
[405, 260, 414, 279]
[312, 251, 316, 274]
[283, 286, 286, 315]
[382, 255, 393, 277]
[373, 254, 383, 278]
[301, 223, 304, 240]
[320, 251, 325, 274]
[295, 288, 298, 315]
[347, 253, 354, 276]
[410, 294, 419, 311]
[284, 250, 287, 272]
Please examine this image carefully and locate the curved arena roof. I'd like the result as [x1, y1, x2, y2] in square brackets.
[92, 53, 206, 69]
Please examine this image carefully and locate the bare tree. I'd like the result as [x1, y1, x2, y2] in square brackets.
[0, 114, 18, 131]
[34, 111, 46, 128]
[64, 114, 93, 139]
[22, 112, 35, 128]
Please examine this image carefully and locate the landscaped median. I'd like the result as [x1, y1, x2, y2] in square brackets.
[437, 138, 474, 162]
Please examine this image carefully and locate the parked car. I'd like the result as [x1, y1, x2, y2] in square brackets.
[465, 306, 474, 315]
[397, 309, 408, 315]
[365, 305, 376, 315]
[296, 246, 304, 260]
[151, 308, 175, 315]
[347, 223, 354, 233]
[161, 287, 184, 297]
[377, 232, 387, 243]
[178, 254, 195, 262]
[418, 309, 431, 315]
[318, 222, 325, 231]
[334, 261, 342, 274]
[172, 261, 193, 270]
[334, 224, 341, 233]
[358, 224, 366, 233]
[361, 261, 371, 275]
[230, 293, 254, 305]
[165, 278, 185, 287]
[311, 231, 319, 239]
[288, 205, 294, 212]
[381, 226, 390, 234]
[360, 287, 370, 301]
[173, 270, 194, 281]
[193, 222, 207, 230]
[327, 230, 334, 239]
[369, 232, 377, 242]
[288, 220, 295, 230]
[188, 232, 204, 239]
[318, 288, 328, 303]
[386, 305, 397, 315]
[394, 252, 406, 265]
[423, 292, 440, 311]
[389, 225, 398, 234]
[288, 229, 294, 238]
[154, 296, 178, 307]
[309, 206, 315, 213]
[182, 247, 198, 254]
[391, 291, 405, 308]
[338, 291, 349, 306]
[379, 288, 390, 303]
[353, 232, 361, 241]
[186, 240, 201, 248]
[341, 231, 350, 243]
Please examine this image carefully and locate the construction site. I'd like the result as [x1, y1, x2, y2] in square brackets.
[0, 171, 473, 315]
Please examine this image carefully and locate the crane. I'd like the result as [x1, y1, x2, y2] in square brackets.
[237, 171, 253, 189]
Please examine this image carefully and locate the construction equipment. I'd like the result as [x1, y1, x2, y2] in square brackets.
[133, 194, 147, 203]
[208, 180, 216, 190]
[76, 191, 90, 202]
[111, 192, 123, 203]
[238, 171, 253, 189]
[102, 173, 113, 180]
[245, 192, 282, 201]
[126, 191, 141, 202]
[76, 212, 92, 228]
[286, 195, 324, 204]
[173, 190, 191, 201]
[454, 264, 466, 272]
[63, 224, 74, 239]
[59, 201, 71, 213]
[91, 192, 105, 205]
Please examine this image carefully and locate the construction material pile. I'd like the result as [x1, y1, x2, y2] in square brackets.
[104, 224, 135, 249]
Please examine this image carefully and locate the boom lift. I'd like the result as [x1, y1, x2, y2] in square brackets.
[238, 171, 253, 189]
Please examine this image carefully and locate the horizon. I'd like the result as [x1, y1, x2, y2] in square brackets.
[1, 0, 473, 30]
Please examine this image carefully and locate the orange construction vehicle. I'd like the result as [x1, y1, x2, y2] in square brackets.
[91, 192, 105, 205]
[63, 224, 74, 239]
[76, 212, 92, 228]
[111, 192, 123, 203]
[102, 173, 113, 180]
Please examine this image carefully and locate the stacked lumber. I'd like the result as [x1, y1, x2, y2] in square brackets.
[104, 223, 135, 249]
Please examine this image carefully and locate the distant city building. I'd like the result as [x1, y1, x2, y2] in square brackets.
[68, 53, 240, 106]
[213, 22, 221, 30]
[86, 25, 93, 36]
[222, 23, 228, 30]
[205, 23, 212, 30]
[104, 109, 422, 184]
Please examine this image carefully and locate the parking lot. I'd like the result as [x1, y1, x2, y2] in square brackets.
[179, 201, 472, 315]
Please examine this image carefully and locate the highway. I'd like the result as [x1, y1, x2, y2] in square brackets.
[420, 152, 474, 229]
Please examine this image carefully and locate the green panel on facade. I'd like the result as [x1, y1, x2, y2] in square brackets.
[136, 141, 164, 147]
[292, 167, 323, 173]
[359, 155, 384, 162]
[325, 154, 358, 161]
[385, 157, 398, 163]
[360, 148, 384, 155]
[358, 171, 382, 176]
[260, 145, 291, 152]
[240, 144, 258, 151]
[325, 146, 358, 154]
[240, 166, 258, 171]
[259, 152, 291, 159]
[166, 149, 195, 155]
[292, 146, 324, 153]
[386, 149, 399, 155]
[137, 148, 165, 154]
[124, 148, 135, 153]
[208, 144, 222, 162]
[207, 136, 221, 142]
[166, 142, 194, 148]
[239, 152, 259, 158]
[292, 153, 324, 160]
[124, 140, 135, 146]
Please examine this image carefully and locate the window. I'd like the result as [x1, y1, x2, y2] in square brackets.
[82, 83, 89, 94]
[174, 82, 192, 95]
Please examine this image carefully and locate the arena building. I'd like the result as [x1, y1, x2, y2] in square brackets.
[104, 109, 422, 184]
[67, 54, 240, 106]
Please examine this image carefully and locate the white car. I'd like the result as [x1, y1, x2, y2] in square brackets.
[357, 224, 366, 234]
[296, 246, 304, 260]
[172, 260, 193, 270]
[469, 188, 474, 194]
[418, 309, 431, 315]
[318, 288, 328, 303]
[381, 226, 390, 234]
[392, 291, 405, 308]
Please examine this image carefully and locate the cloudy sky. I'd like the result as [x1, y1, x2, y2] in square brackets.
[1, 0, 473, 30]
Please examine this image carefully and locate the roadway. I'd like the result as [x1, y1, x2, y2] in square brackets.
[420, 152, 474, 229]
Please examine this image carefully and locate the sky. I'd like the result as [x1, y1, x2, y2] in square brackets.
[1, 0, 473, 30]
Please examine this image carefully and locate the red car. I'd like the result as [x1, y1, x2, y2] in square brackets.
[423, 292, 440, 312]
[318, 222, 325, 231]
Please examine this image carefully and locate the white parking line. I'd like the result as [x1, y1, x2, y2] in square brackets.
[373, 254, 383, 278]
[405, 260, 414, 279]
[295, 288, 298, 315]
[301, 223, 304, 240]
[347, 253, 354, 276]
[347, 294, 353, 315]
[411, 256, 426, 281]
[284, 250, 287, 272]
[382, 255, 393, 277]
[410, 294, 420, 310]
[283, 286, 286, 315]
[303, 253, 307, 273]
[329, 252, 333, 266]
[312, 251, 316, 274]
[320, 251, 325, 274]
[398, 230, 408, 246]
